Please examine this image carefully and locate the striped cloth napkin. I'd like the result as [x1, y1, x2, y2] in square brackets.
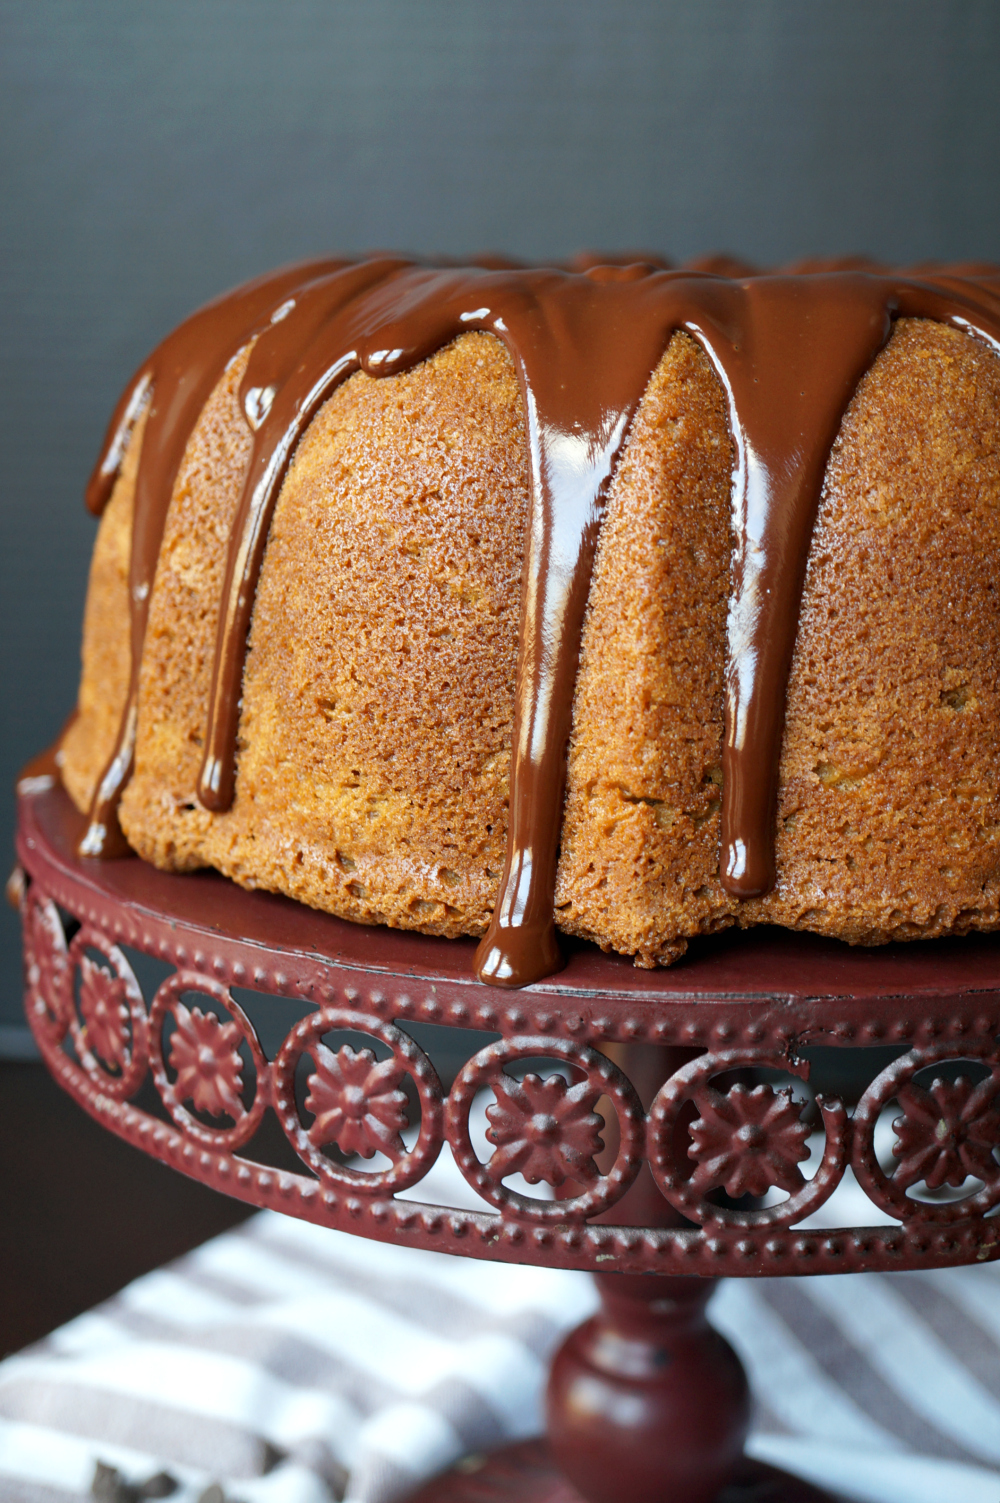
[1, 1146, 999, 1503]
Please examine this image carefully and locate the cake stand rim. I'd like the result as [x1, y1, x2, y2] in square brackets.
[17, 779, 1000, 1011]
[17, 775, 1000, 1277]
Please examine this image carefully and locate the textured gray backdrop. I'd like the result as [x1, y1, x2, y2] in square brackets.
[2, 0, 999, 1043]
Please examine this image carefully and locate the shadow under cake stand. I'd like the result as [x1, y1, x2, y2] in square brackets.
[15, 779, 1000, 1502]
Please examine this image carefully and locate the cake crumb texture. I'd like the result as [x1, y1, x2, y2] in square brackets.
[62, 404, 148, 814]
[61, 318, 1000, 961]
[119, 332, 528, 936]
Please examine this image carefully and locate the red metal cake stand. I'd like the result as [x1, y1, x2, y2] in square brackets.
[14, 779, 1000, 1502]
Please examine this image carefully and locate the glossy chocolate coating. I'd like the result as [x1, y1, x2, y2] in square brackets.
[78, 256, 1000, 986]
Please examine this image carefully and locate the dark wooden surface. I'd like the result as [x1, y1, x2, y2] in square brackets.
[0, 1060, 254, 1358]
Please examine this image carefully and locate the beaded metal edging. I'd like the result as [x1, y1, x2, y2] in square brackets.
[17, 790, 1000, 1278]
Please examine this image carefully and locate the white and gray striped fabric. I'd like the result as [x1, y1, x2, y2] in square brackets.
[2, 1148, 999, 1503]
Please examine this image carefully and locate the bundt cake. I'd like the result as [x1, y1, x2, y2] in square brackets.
[56, 255, 1000, 987]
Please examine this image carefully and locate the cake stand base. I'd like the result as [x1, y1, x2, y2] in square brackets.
[408, 1441, 836, 1502]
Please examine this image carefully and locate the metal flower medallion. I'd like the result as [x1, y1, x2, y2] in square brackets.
[25, 892, 67, 1032]
[168, 1002, 245, 1120]
[485, 1072, 604, 1187]
[77, 953, 129, 1072]
[688, 1082, 812, 1198]
[305, 1042, 409, 1160]
[892, 1075, 1000, 1190]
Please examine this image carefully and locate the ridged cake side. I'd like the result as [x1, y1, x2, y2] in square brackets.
[556, 318, 1000, 963]
[752, 318, 1000, 947]
[62, 405, 149, 816]
[61, 319, 1000, 963]
[554, 331, 733, 966]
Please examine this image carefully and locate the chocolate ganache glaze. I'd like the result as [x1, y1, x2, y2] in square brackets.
[78, 256, 1000, 987]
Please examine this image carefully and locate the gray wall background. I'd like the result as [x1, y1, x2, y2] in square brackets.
[2, 0, 999, 1044]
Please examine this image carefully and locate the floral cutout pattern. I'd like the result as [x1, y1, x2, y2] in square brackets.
[688, 1082, 812, 1199]
[892, 1075, 1000, 1190]
[77, 953, 130, 1071]
[17, 852, 1000, 1273]
[26, 894, 67, 1030]
[167, 1002, 245, 1120]
[484, 1071, 604, 1186]
[304, 1043, 409, 1160]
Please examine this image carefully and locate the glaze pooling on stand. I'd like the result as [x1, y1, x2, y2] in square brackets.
[78, 257, 1000, 987]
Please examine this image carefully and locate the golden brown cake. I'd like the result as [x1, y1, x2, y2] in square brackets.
[58, 256, 1000, 985]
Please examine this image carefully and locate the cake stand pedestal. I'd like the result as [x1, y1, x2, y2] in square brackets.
[14, 779, 1000, 1502]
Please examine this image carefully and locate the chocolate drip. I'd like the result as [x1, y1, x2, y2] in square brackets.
[198, 257, 412, 809]
[77, 257, 1000, 988]
[78, 259, 345, 857]
[200, 261, 699, 987]
[699, 276, 894, 896]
